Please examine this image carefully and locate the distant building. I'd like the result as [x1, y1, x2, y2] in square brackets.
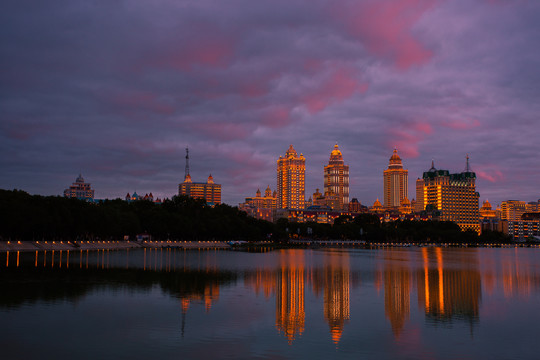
[125, 192, 162, 204]
[500, 200, 528, 221]
[64, 174, 94, 201]
[179, 173, 221, 206]
[348, 198, 364, 213]
[178, 147, 221, 205]
[239, 186, 277, 222]
[415, 156, 480, 234]
[507, 213, 540, 241]
[324, 144, 349, 210]
[383, 149, 408, 209]
[277, 145, 305, 209]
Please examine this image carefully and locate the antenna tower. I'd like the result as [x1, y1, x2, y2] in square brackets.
[185, 147, 190, 178]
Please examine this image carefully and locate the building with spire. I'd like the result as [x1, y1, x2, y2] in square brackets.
[63, 174, 94, 201]
[383, 149, 408, 209]
[324, 144, 349, 211]
[178, 147, 221, 205]
[277, 145, 305, 209]
[415, 155, 480, 233]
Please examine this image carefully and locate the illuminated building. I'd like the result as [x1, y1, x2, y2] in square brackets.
[507, 213, 540, 241]
[399, 197, 412, 214]
[178, 148, 221, 205]
[324, 144, 349, 210]
[277, 145, 305, 209]
[500, 200, 527, 221]
[371, 199, 383, 213]
[243, 186, 277, 209]
[63, 174, 94, 201]
[125, 192, 163, 203]
[479, 200, 499, 219]
[313, 188, 339, 210]
[348, 198, 363, 213]
[383, 149, 408, 209]
[239, 186, 277, 222]
[415, 156, 480, 233]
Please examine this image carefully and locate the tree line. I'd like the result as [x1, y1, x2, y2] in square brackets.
[0, 189, 510, 243]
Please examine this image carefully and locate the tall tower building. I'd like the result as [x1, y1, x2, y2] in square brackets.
[324, 144, 349, 210]
[277, 145, 306, 209]
[383, 149, 408, 208]
[415, 156, 480, 233]
[178, 148, 221, 205]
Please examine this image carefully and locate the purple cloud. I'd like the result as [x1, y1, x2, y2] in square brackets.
[0, 0, 539, 208]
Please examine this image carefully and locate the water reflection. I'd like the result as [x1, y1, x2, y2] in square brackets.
[3, 247, 540, 351]
[417, 248, 481, 324]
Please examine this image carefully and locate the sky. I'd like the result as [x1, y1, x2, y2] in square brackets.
[1, 0, 539, 207]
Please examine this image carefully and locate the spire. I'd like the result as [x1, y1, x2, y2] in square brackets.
[429, 159, 436, 172]
[185, 147, 190, 180]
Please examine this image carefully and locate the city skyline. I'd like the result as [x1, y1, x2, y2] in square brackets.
[1, 0, 539, 207]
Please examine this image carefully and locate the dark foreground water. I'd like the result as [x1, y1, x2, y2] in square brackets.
[1, 247, 540, 360]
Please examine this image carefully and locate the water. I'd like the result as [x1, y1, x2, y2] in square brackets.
[1, 247, 540, 359]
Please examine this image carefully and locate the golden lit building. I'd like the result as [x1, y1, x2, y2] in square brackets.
[179, 174, 222, 205]
[500, 200, 527, 221]
[415, 157, 480, 233]
[479, 200, 499, 219]
[371, 198, 383, 213]
[178, 147, 221, 205]
[348, 198, 363, 213]
[239, 186, 277, 222]
[383, 149, 408, 209]
[64, 174, 94, 201]
[324, 144, 349, 210]
[277, 145, 305, 209]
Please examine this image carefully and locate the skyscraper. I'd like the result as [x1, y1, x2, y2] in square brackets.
[383, 149, 408, 208]
[415, 156, 480, 233]
[277, 145, 305, 209]
[324, 144, 349, 210]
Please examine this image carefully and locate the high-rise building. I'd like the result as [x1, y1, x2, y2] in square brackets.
[383, 149, 408, 209]
[324, 144, 349, 210]
[277, 145, 305, 209]
[500, 200, 527, 221]
[415, 156, 480, 233]
[64, 174, 94, 201]
[178, 148, 221, 205]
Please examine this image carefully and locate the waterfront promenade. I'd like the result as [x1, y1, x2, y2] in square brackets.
[0, 240, 230, 252]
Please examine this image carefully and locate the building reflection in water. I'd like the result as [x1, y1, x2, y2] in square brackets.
[244, 249, 352, 345]
[323, 250, 351, 345]
[275, 250, 306, 344]
[382, 250, 411, 338]
[417, 248, 481, 324]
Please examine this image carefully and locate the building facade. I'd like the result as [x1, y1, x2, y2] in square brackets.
[179, 174, 222, 205]
[64, 174, 94, 201]
[277, 145, 305, 209]
[415, 157, 480, 233]
[239, 186, 277, 222]
[323, 144, 349, 210]
[383, 149, 408, 209]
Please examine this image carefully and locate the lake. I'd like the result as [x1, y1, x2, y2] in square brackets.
[1, 247, 540, 359]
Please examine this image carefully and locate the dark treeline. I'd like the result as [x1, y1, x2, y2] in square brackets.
[0, 189, 510, 243]
[0, 189, 273, 241]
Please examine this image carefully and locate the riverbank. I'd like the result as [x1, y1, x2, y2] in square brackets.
[0, 240, 231, 252]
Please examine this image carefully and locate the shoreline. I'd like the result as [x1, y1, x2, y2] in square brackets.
[0, 240, 231, 253]
[1, 240, 538, 253]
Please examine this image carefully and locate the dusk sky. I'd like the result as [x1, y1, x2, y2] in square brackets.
[1, 0, 539, 207]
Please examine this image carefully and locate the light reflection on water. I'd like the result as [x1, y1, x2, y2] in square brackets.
[2, 247, 540, 359]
